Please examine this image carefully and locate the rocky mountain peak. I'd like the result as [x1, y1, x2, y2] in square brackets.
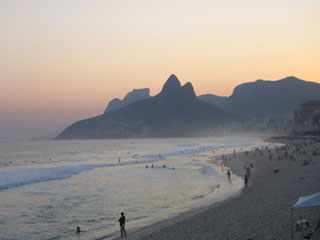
[181, 82, 196, 98]
[161, 74, 181, 94]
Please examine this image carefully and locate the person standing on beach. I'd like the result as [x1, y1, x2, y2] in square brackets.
[244, 174, 248, 187]
[246, 166, 251, 178]
[227, 169, 231, 179]
[119, 212, 126, 238]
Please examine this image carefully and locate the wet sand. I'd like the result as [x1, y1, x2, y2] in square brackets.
[115, 138, 320, 240]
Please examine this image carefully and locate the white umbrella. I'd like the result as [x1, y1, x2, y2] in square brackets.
[293, 192, 320, 208]
[291, 192, 320, 239]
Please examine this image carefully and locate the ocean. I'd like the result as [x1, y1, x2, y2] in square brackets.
[0, 136, 267, 239]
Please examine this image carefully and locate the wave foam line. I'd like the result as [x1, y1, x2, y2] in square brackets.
[0, 157, 163, 191]
[0, 142, 256, 191]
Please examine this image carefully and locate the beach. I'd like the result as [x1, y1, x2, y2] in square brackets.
[119, 138, 320, 240]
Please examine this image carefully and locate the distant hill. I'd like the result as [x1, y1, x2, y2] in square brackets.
[104, 88, 150, 113]
[219, 76, 320, 119]
[198, 94, 227, 106]
[105, 76, 320, 121]
[57, 75, 238, 139]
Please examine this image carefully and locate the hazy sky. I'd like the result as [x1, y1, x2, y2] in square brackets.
[1, 0, 319, 140]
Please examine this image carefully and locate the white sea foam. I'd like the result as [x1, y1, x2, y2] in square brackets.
[0, 141, 255, 191]
[198, 163, 219, 175]
[0, 161, 147, 191]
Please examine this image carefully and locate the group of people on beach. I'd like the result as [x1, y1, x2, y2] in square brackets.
[76, 212, 127, 238]
[222, 149, 252, 187]
[145, 163, 175, 170]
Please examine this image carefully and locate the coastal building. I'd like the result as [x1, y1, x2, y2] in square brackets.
[294, 101, 320, 132]
[240, 117, 294, 134]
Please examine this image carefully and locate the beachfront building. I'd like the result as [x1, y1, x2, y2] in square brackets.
[294, 101, 320, 132]
[240, 117, 294, 134]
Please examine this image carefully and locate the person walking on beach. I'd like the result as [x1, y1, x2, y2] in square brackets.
[246, 166, 251, 178]
[244, 174, 248, 187]
[227, 169, 231, 179]
[119, 212, 126, 238]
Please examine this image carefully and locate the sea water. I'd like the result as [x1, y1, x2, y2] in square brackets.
[0, 136, 267, 239]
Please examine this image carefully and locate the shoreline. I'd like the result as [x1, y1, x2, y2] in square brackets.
[107, 143, 256, 240]
[112, 137, 320, 240]
[109, 141, 263, 240]
[109, 145, 248, 240]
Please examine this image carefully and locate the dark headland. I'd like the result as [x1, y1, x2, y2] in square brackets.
[56, 75, 238, 139]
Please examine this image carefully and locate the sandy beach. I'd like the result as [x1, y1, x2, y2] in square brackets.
[116, 138, 320, 240]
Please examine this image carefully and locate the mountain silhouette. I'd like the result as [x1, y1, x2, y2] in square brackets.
[198, 94, 227, 106]
[57, 74, 237, 139]
[104, 88, 150, 113]
[219, 76, 320, 119]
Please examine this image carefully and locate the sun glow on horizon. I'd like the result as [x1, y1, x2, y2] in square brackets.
[1, 0, 319, 140]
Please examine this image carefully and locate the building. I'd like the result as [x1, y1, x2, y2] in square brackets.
[294, 101, 320, 132]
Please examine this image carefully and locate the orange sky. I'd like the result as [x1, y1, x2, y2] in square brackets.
[1, 0, 319, 140]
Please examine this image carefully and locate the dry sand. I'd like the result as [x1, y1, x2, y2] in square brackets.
[115, 138, 320, 240]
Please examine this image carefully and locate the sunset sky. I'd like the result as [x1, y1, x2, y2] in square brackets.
[1, 0, 319, 140]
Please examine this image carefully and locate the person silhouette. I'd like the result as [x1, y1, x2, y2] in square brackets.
[227, 169, 231, 179]
[118, 212, 126, 238]
[244, 174, 248, 187]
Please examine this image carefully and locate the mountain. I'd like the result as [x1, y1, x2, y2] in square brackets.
[198, 94, 227, 106]
[104, 88, 150, 113]
[56, 75, 238, 139]
[219, 76, 320, 119]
